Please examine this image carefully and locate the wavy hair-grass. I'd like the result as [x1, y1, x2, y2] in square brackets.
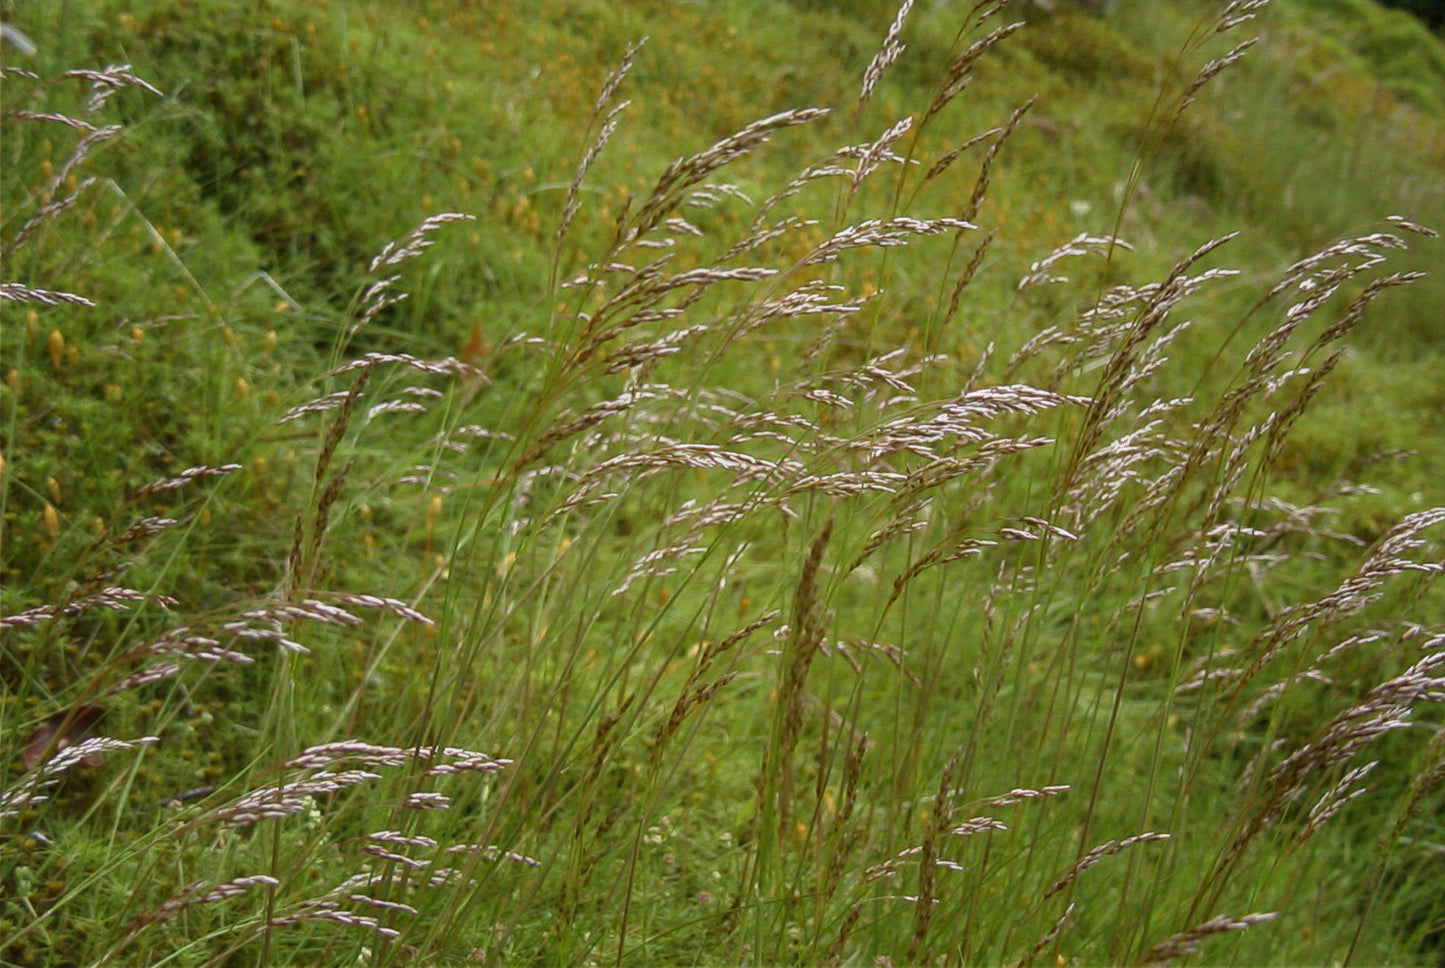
[3, 3, 1443, 966]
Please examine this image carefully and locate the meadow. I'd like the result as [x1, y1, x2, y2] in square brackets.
[3, 0, 1445, 964]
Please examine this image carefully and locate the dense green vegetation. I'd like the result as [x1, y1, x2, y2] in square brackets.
[1376, 0, 1445, 32]
[3, 0, 1443, 965]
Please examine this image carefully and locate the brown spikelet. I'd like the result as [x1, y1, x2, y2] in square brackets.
[768, 518, 836, 841]
[556, 39, 645, 263]
[621, 107, 829, 247]
[905, 746, 965, 964]
[859, 0, 915, 108]
[1167, 39, 1258, 123]
[963, 97, 1034, 222]
[939, 228, 995, 334]
[0, 282, 95, 306]
[923, 16, 1024, 128]
[1142, 911, 1276, 967]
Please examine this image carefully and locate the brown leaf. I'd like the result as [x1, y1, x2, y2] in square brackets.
[22, 705, 105, 770]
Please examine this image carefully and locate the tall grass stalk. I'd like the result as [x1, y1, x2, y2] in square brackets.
[3, 2, 1443, 966]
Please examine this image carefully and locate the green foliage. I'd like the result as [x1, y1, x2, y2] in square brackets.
[1294, 0, 1445, 111]
[1377, 0, 1445, 31]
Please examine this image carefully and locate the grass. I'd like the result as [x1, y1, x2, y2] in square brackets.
[3, 0, 1445, 965]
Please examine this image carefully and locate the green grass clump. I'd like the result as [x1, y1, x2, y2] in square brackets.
[3, 1, 1445, 966]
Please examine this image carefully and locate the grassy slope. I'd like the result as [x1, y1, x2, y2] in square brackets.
[4, 0, 1442, 568]
[3, 1, 1444, 965]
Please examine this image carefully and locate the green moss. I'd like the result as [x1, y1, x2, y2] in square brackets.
[1290, 0, 1445, 113]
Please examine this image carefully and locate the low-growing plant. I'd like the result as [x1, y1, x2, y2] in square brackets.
[3, 1, 1443, 966]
